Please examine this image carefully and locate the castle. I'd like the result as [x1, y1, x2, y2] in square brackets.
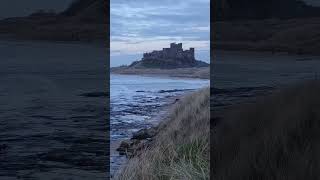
[142, 43, 195, 62]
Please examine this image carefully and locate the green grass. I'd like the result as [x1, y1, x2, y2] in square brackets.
[212, 80, 320, 180]
[115, 88, 210, 180]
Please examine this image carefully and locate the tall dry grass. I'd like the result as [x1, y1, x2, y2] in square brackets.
[212, 80, 320, 179]
[116, 88, 210, 180]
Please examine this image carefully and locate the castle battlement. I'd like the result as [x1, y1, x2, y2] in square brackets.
[142, 43, 195, 62]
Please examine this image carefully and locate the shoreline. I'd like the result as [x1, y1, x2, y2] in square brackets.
[111, 90, 195, 178]
[110, 67, 210, 80]
[213, 47, 320, 57]
[115, 87, 210, 179]
[110, 72, 209, 178]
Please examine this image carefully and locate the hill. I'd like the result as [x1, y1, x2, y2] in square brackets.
[0, 0, 107, 43]
[212, 0, 320, 54]
[213, 0, 320, 21]
[128, 43, 209, 69]
[213, 18, 320, 54]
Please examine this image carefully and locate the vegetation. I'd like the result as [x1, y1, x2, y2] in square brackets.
[116, 88, 210, 180]
[212, 80, 320, 179]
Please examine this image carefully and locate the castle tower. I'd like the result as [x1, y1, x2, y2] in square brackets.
[177, 43, 183, 51]
[170, 43, 176, 49]
[189, 48, 195, 60]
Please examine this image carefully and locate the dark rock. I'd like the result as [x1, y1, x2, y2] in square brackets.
[118, 140, 130, 149]
[80, 92, 108, 97]
[116, 140, 131, 154]
[158, 89, 193, 93]
[132, 128, 157, 140]
[136, 90, 145, 92]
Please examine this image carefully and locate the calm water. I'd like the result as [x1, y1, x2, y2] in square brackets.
[110, 74, 209, 177]
[0, 40, 108, 179]
[213, 51, 320, 88]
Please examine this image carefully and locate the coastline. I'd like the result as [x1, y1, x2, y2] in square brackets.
[111, 89, 198, 178]
[110, 74, 209, 178]
[110, 67, 210, 80]
[115, 87, 210, 179]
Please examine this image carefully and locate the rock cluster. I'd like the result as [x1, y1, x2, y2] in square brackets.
[116, 127, 158, 157]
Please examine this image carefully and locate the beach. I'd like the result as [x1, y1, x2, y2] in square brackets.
[110, 66, 210, 79]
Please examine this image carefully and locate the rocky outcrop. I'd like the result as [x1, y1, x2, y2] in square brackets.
[116, 127, 157, 157]
[129, 43, 209, 69]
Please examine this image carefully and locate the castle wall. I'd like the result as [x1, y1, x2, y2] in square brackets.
[143, 43, 195, 62]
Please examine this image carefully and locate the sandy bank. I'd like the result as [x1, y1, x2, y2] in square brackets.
[110, 67, 210, 80]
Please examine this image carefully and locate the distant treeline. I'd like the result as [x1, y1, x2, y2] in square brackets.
[213, 0, 320, 21]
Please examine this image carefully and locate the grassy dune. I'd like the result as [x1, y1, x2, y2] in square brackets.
[116, 88, 210, 180]
[212, 80, 320, 179]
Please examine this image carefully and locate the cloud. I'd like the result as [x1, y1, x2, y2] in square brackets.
[111, 39, 209, 56]
[110, 0, 210, 65]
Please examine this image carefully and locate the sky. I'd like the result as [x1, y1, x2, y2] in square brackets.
[110, 0, 210, 67]
[0, 0, 318, 67]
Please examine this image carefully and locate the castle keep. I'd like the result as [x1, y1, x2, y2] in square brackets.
[142, 43, 195, 62]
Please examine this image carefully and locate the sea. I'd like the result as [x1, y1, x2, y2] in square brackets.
[110, 74, 209, 177]
[0, 40, 108, 179]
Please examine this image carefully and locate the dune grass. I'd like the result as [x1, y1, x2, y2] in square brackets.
[212, 80, 320, 179]
[116, 88, 210, 180]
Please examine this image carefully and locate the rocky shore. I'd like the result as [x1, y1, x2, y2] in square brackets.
[116, 127, 157, 158]
[113, 85, 275, 178]
[110, 91, 187, 178]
